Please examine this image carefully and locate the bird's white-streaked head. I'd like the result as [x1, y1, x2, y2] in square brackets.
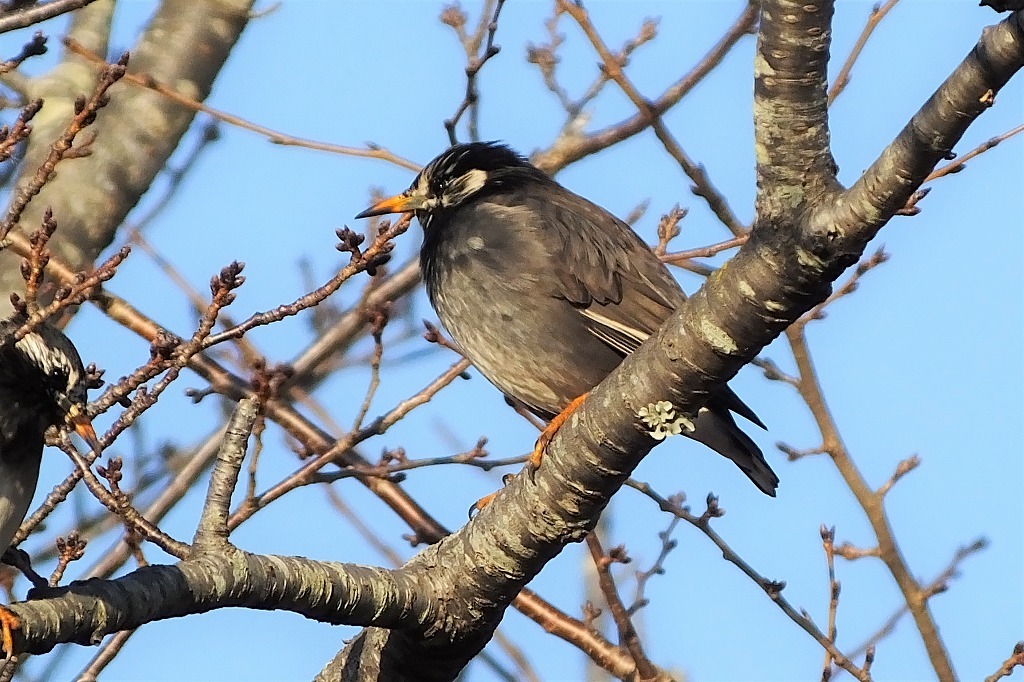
[14, 330, 85, 406]
[1, 320, 99, 451]
[355, 142, 550, 229]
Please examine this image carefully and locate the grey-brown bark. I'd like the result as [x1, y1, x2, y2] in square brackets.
[0, 6, 1019, 680]
[0, 0, 254, 311]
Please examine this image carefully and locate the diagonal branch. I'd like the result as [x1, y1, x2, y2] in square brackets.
[0, 0, 256, 309]
[816, 10, 1024, 250]
[6, 8, 1022, 674]
[0, 0, 99, 34]
[533, 0, 759, 175]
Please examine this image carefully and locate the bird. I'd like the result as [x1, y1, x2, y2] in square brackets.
[356, 142, 778, 499]
[0, 314, 100, 658]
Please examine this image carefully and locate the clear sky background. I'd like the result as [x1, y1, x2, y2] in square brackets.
[3, 2, 1022, 680]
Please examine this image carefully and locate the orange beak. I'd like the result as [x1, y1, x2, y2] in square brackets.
[68, 404, 102, 454]
[355, 191, 427, 219]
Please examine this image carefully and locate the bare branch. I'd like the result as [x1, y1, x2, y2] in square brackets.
[985, 641, 1024, 682]
[62, 38, 420, 171]
[828, 0, 902, 104]
[0, 53, 127, 243]
[820, 525, 841, 680]
[532, 1, 759, 175]
[0, 0, 99, 34]
[443, 0, 506, 144]
[193, 397, 259, 550]
[926, 122, 1024, 182]
[558, 0, 747, 235]
[584, 533, 666, 680]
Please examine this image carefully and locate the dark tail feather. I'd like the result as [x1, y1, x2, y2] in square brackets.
[715, 385, 767, 430]
[688, 406, 779, 496]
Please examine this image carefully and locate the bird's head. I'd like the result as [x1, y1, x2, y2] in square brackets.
[355, 142, 548, 229]
[2, 321, 100, 452]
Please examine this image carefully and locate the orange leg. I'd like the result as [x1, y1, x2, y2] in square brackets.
[467, 393, 589, 518]
[0, 605, 20, 661]
[527, 392, 589, 480]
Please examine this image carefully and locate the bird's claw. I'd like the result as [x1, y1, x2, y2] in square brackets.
[526, 441, 546, 484]
[0, 606, 21, 661]
[467, 491, 499, 518]
[467, 474, 516, 518]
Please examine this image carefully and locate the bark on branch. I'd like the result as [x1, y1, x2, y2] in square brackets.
[2, 5, 1021, 681]
[0, 0, 255, 309]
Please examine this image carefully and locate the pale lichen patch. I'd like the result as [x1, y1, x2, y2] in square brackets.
[796, 247, 826, 269]
[699, 317, 738, 354]
[638, 401, 695, 440]
[753, 52, 777, 77]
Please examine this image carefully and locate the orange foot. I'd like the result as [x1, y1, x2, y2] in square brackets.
[0, 605, 20, 661]
[526, 392, 588, 481]
[467, 393, 589, 518]
[467, 474, 515, 518]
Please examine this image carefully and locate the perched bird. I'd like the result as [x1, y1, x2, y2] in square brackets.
[356, 142, 778, 496]
[0, 315, 100, 656]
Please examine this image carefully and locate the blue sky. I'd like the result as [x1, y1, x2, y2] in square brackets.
[4, 2, 1022, 680]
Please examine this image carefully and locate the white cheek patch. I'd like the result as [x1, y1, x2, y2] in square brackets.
[441, 168, 488, 207]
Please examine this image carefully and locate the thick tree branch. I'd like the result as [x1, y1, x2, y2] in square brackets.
[9, 399, 422, 656]
[10, 551, 414, 655]
[0, 0, 255, 309]
[754, 0, 840, 220]
[818, 10, 1024, 246]
[319, 5, 1024, 677]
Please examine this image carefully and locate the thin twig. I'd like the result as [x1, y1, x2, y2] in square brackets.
[62, 38, 419, 171]
[623, 479, 869, 680]
[828, 0, 902, 105]
[785, 324, 955, 680]
[585, 533, 662, 680]
[984, 641, 1024, 682]
[0, 33, 47, 76]
[841, 538, 988, 665]
[49, 532, 86, 587]
[442, 0, 506, 144]
[820, 525, 841, 680]
[58, 437, 189, 559]
[627, 511, 680, 616]
[660, 234, 747, 265]
[557, 0, 746, 235]
[226, 358, 472, 529]
[200, 218, 409, 350]
[0, 53, 128, 242]
[352, 303, 388, 430]
[532, 1, 758, 175]
[925, 122, 1024, 182]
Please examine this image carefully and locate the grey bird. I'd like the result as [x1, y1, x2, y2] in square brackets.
[357, 142, 778, 496]
[0, 315, 99, 655]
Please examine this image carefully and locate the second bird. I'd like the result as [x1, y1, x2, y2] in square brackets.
[357, 142, 778, 495]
